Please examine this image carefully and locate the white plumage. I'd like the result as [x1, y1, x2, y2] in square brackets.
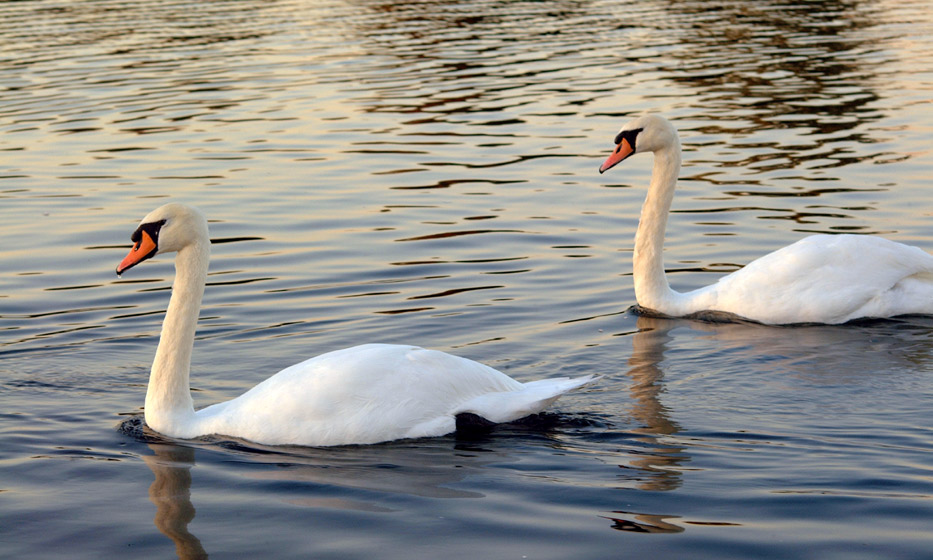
[194, 343, 590, 446]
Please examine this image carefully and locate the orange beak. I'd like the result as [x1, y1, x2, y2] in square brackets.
[116, 230, 157, 275]
[598, 137, 635, 174]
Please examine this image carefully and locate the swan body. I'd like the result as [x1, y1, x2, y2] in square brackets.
[116, 203, 595, 446]
[599, 114, 933, 325]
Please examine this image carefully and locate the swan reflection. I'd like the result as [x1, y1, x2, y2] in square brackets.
[603, 312, 933, 532]
[138, 428, 506, 558]
[143, 443, 207, 560]
[615, 315, 688, 493]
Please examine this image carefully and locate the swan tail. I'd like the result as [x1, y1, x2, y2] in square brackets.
[454, 374, 599, 424]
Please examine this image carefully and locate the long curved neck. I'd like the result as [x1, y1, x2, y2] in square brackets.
[145, 240, 210, 434]
[633, 140, 681, 311]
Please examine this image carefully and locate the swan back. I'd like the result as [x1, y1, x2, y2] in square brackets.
[192, 344, 589, 446]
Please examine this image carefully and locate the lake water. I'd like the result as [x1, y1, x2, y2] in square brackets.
[2, 0, 932, 557]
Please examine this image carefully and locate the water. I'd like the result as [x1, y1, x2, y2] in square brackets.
[2, 0, 932, 557]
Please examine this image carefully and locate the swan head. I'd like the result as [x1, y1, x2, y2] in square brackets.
[598, 114, 678, 174]
[116, 203, 209, 275]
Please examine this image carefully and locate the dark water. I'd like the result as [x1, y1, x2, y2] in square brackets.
[2, 0, 932, 558]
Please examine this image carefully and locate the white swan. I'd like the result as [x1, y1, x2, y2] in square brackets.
[116, 203, 596, 446]
[599, 114, 933, 325]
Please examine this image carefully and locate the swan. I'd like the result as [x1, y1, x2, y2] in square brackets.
[116, 203, 596, 447]
[598, 114, 933, 325]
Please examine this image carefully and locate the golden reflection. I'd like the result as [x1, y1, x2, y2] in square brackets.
[620, 315, 687, 492]
[628, 316, 682, 437]
[143, 443, 208, 560]
[137, 436, 491, 559]
[659, 0, 888, 136]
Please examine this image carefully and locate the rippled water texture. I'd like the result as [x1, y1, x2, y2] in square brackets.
[2, 0, 932, 558]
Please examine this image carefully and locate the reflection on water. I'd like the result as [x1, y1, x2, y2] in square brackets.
[140, 419, 694, 556]
[620, 316, 687, 493]
[209, 439, 489, 500]
[600, 311, 933, 533]
[602, 511, 686, 534]
[659, 312, 933, 379]
[136, 419, 708, 551]
[143, 444, 207, 560]
[628, 317, 682, 437]
[661, 0, 889, 135]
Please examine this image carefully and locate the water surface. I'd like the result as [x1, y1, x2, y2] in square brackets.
[2, 0, 932, 558]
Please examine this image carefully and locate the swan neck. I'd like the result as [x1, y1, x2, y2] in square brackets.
[633, 142, 681, 309]
[145, 240, 210, 432]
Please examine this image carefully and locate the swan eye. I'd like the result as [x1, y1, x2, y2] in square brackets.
[614, 127, 643, 149]
[131, 219, 167, 245]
